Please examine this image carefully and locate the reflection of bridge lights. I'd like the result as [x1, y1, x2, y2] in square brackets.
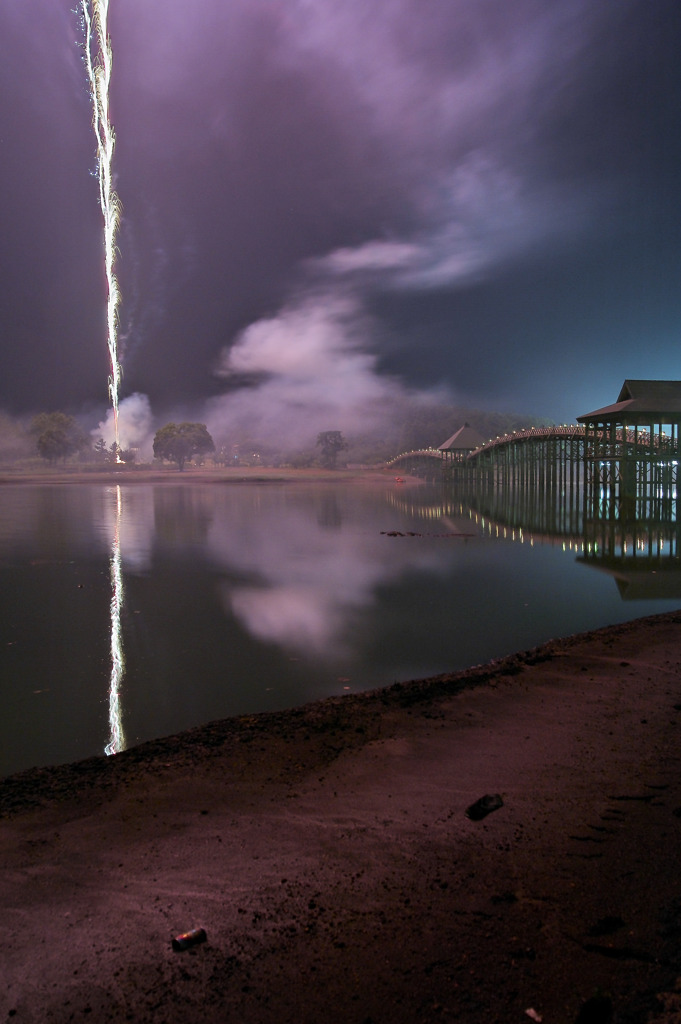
[105, 485, 125, 757]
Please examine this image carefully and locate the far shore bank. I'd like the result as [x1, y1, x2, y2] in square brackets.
[0, 465, 417, 486]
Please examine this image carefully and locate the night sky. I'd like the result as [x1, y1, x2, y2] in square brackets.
[1, 0, 679, 446]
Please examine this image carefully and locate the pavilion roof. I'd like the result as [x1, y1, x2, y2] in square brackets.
[438, 424, 487, 451]
[577, 380, 681, 423]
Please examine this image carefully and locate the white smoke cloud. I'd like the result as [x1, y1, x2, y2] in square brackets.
[92, 392, 154, 459]
[311, 153, 591, 292]
[207, 292, 429, 448]
[316, 240, 424, 276]
[114, 0, 611, 431]
[205, 135, 597, 450]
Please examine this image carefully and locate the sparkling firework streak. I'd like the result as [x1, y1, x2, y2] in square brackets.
[105, 485, 126, 756]
[81, 0, 122, 452]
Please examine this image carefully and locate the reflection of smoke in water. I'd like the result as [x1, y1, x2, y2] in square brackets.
[81, 0, 122, 453]
[105, 485, 125, 756]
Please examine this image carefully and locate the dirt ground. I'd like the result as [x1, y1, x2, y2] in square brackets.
[3, 611, 681, 1023]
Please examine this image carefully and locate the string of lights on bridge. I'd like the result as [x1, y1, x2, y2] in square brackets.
[385, 423, 674, 468]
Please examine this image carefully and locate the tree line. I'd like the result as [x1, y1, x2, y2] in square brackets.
[1, 399, 553, 470]
[23, 416, 350, 471]
[22, 413, 216, 471]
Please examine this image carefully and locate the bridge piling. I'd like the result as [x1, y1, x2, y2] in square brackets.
[387, 417, 678, 526]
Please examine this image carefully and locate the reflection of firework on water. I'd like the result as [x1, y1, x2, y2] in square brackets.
[105, 485, 125, 756]
[81, 0, 122, 452]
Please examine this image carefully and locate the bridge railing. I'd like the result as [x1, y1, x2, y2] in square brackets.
[385, 448, 442, 467]
[385, 424, 679, 468]
[468, 424, 585, 458]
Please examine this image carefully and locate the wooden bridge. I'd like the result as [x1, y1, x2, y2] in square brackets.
[386, 425, 588, 484]
[387, 425, 585, 464]
[386, 403, 680, 522]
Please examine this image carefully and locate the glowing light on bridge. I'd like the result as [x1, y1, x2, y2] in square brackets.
[81, 0, 122, 454]
[105, 484, 126, 756]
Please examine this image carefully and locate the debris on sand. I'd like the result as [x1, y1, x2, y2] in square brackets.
[465, 793, 504, 820]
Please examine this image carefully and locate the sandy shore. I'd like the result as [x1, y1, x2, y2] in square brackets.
[2, 611, 681, 1023]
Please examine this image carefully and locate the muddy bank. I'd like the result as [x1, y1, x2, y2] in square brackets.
[2, 611, 681, 1022]
[0, 466, 406, 487]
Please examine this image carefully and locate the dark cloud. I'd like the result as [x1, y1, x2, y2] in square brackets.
[0, 0, 679, 432]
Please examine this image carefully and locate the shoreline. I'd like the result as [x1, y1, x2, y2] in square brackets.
[0, 620, 606, 810]
[0, 611, 665, 809]
[0, 466, 409, 487]
[3, 610, 681, 1022]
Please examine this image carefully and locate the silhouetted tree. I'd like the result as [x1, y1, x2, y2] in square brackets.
[153, 422, 215, 471]
[30, 412, 88, 464]
[316, 430, 348, 469]
[93, 437, 108, 461]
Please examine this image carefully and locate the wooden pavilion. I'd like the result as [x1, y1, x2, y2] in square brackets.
[577, 380, 681, 519]
[438, 423, 486, 468]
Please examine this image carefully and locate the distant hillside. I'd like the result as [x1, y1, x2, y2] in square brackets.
[210, 401, 554, 468]
[344, 403, 554, 465]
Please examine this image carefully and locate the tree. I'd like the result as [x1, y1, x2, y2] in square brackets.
[153, 422, 215, 471]
[316, 430, 348, 469]
[30, 412, 88, 464]
[93, 437, 108, 461]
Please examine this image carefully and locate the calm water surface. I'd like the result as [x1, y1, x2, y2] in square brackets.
[1, 480, 679, 777]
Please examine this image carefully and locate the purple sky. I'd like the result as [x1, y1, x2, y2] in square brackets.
[0, 0, 679, 441]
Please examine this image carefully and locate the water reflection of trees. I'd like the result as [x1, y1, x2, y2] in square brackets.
[316, 493, 342, 530]
[33, 487, 99, 555]
[153, 487, 215, 547]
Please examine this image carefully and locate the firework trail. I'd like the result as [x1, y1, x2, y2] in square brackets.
[105, 484, 126, 756]
[81, 0, 122, 452]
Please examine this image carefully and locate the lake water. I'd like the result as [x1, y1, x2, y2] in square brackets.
[1, 479, 680, 778]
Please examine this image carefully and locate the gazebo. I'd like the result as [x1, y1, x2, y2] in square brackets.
[437, 423, 486, 468]
[577, 380, 681, 518]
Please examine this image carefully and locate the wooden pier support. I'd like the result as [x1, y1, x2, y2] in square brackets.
[578, 381, 681, 523]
